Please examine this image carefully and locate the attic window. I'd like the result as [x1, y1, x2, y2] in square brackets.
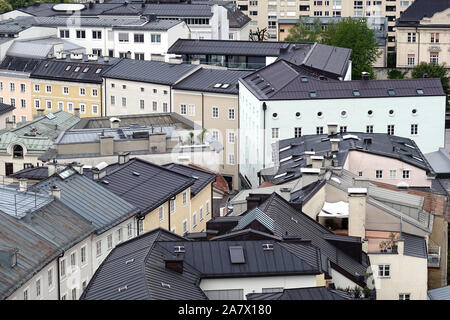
[301, 77, 308, 83]
[353, 90, 360, 96]
[221, 83, 230, 89]
[229, 246, 245, 264]
[65, 66, 71, 71]
[96, 68, 102, 74]
[309, 91, 317, 98]
[262, 243, 273, 251]
[118, 285, 128, 292]
[388, 89, 395, 96]
[213, 83, 222, 88]
[83, 67, 89, 73]
[74, 67, 80, 72]
[416, 89, 423, 94]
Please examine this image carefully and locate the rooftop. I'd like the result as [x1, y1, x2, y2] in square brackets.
[241, 59, 445, 100]
[0, 103, 15, 116]
[425, 148, 450, 177]
[428, 285, 450, 300]
[162, 163, 216, 196]
[396, 0, 450, 27]
[247, 286, 352, 300]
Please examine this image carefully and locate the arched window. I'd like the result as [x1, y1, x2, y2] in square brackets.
[13, 145, 23, 158]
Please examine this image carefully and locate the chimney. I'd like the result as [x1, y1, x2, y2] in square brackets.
[126, 51, 132, 59]
[361, 72, 370, 80]
[19, 178, 27, 192]
[164, 256, 184, 273]
[47, 161, 57, 176]
[396, 238, 404, 255]
[100, 134, 114, 156]
[71, 162, 83, 175]
[5, 121, 14, 130]
[330, 138, 340, 152]
[304, 151, 315, 166]
[148, 133, 167, 153]
[311, 155, 324, 169]
[347, 188, 367, 239]
[109, 117, 120, 129]
[118, 151, 130, 164]
[89, 1, 94, 8]
[0, 249, 18, 269]
[300, 168, 320, 188]
[74, 108, 80, 118]
[103, 55, 110, 62]
[327, 123, 338, 136]
[50, 185, 61, 199]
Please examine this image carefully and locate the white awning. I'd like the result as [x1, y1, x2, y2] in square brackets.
[318, 201, 349, 218]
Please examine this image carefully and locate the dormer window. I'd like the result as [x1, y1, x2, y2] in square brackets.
[13, 144, 23, 158]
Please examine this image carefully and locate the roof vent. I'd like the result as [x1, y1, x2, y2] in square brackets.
[361, 72, 370, 80]
[161, 282, 171, 288]
[125, 258, 134, 265]
[280, 187, 291, 193]
[262, 243, 273, 251]
[118, 285, 128, 292]
[174, 245, 185, 253]
[291, 217, 298, 223]
[132, 172, 140, 177]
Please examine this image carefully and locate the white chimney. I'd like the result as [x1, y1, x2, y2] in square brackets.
[70, 53, 83, 60]
[47, 162, 57, 177]
[50, 185, 61, 199]
[87, 54, 98, 61]
[110, 117, 121, 129]
[118, 151, 130, 164]
[348, 188, 367, 239]
[327, 123, 338, 136]
[92, 161, 108, 180]
[72, 162, 83, 175]
[330, 138, 340, 152]
[311, 155, 324, 168]
[19, 178, 27, 192]
[304, 151, 315, 166]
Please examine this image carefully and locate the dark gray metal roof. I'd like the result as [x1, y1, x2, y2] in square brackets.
[396, 0, 450, 27]
[232, 207, 275, 232]
[428, 285, 450, 300]
[143, 4, 213, 17]
[402, 232, 427, 259]
[9, 166, 49, 181]
[102, 59, 198, 85]
[270, 132, 433, 185]
[247, 286, 351, 300]
[0, 103, 15, 116]
[30, 171, 139, 234]
[162, 163, 216, 196]
[93, 158, 195, 215]
[241, 59, 445, 100]
[0, 199, 94, 300]
[0, 55, 42, 73]
[173, 68, 252, 94]
[256, 193, 368, 282]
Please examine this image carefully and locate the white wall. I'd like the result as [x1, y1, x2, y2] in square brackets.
[200, 274, 318, 299]
[329, 268, 362, 291]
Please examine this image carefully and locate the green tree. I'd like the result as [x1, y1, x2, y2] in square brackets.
[411, 62, 450, 100]
[321, 18, 381, 80]
[387, 69, 407, 79]
[284, 17, 323, 42]
[0, 0, 12, 13]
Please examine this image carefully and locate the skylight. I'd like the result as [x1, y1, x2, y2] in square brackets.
[45, 113, 56, 120]
[83, 67, 89, 73]
[416, 89, 423, 94]
[353, 90, 360, 96]
[96, 68, 102, 74]
[59, 168, 75, 180]
[213, 83, 222, 88]
[301, 77, 308, 83]
[74, 67, 80, 72]
[65, 66, 71, 71]
[229, 246, 245, 264]
[388, 89, 395, 96]
[221, 83, 230, 89]
[309, 91, 317, 98]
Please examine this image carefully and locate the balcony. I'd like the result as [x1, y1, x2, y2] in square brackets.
[428, 241, 441, 268]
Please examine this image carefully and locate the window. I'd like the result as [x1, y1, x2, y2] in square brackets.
[272, 128, 279, 139]
[430, 33, 439, 43]
[316, 126, 324, 134]
[387, 125, 395, 135]
[107, 234, 112, 250]
[169, 199, 175, 214]
[48, 268, 53, 288]
[151, 34, 161, 43]
[134, 33, 144, 43]
[407, 54, 415, 66]
[111, 96, 116, 105]
[390, 170, 396, 179]
[71, 288, 77, 300]
[36, 278, 41, 297]
[407, 32, 416, 43]
[79, 88, 86, 96]
[92, 49, 102, 56]
[249, 10, 258, 16]
[20, 99, 26, 109]
[199, 207, 203, 221]
[228, 108, 235, 120]
[10, 83, 15, 92]
[92, 104, 98, 115]
[212, 107, 219, 118]
[45, 100, 51, 110]
[180, 104, 187, 115]
[122, 97, 127, 107]
[182, 219, 188, 234]
[212, 130, 219, 141]
[228, 153, 235, 165]
[366, 125, 373, 133]
[81, 246, 86, 264]
[127, 223, 133, 238]
[96, 240, 102, 256]
[135, 53, 145, 60]
[193, 212, 197, 227]
[163, 103, 168, 112]
[153, 101, 158, 112]
[376, 170, 383, 179]
[80, 103, 86, 114]
[60, 29, 69, 38]
[20, 83, 25, 93]
[92, 30, 102, 39]
[378, 264, 390, 277]
[60, 259, 66, 277]
[203, 289, 244, 300]
[294, 127, 302, 138]
[399, 293, 410, 300]
[34, 84, 40, 92]
[138, 220, 144, 234]
[76, 30, 86, 39]
[70, 252, 76, 268]
[430, 52, 439, 64]
[140, 100, 145, 110]
[153, 89, 157, 94]
[228, 131, 235, 144]
[358, 171, 363, 177]
[118, 33, 129, 42]
[402, 170, 410, 179]
[68, 102, 73, 113]
[23, 288, 28, 300]
[340, 126, 347, 133]
[206, 201, 210, 216]
[92, 89, 98, 97]
[159, 206, 164, 221]
[182, 191, 187, 205]
[411, 124, 418, 135]
[117, 228, 122, 243]
[82, 281, 87, 292]
[63, 87, 69, 95]
[61, 294, 66, 300]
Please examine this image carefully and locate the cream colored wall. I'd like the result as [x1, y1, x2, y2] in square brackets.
[344, 150, 431, 187]
[0, 76, 33, 123]
[301, 183, 326, 220]
[31, 79, 103, 118]
[0, 153, 41, 181]
[190, 183, 213, 233]
[368, 250, 428, 300]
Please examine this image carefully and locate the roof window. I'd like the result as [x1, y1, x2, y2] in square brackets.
[83, 67, 89, 73]
[388, 89, 395, 96]
[416, 89, 423, 94]
[353, 89, 360, 96]
[132, 171, 140, 176]
[213, 83, 222, 88]
[96, 68, 102, 74]
[221, 83, 230, 89]
[74, 66, 80, 72]
[174, 245, 185, 253]
[65, 66, 71, 71]
[301, 77, 308, 83]
[309, 91, 317, 98]
[118, 285, 128, 292]
[229, 246, 245, 264]
[161, 282, 171, 288]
